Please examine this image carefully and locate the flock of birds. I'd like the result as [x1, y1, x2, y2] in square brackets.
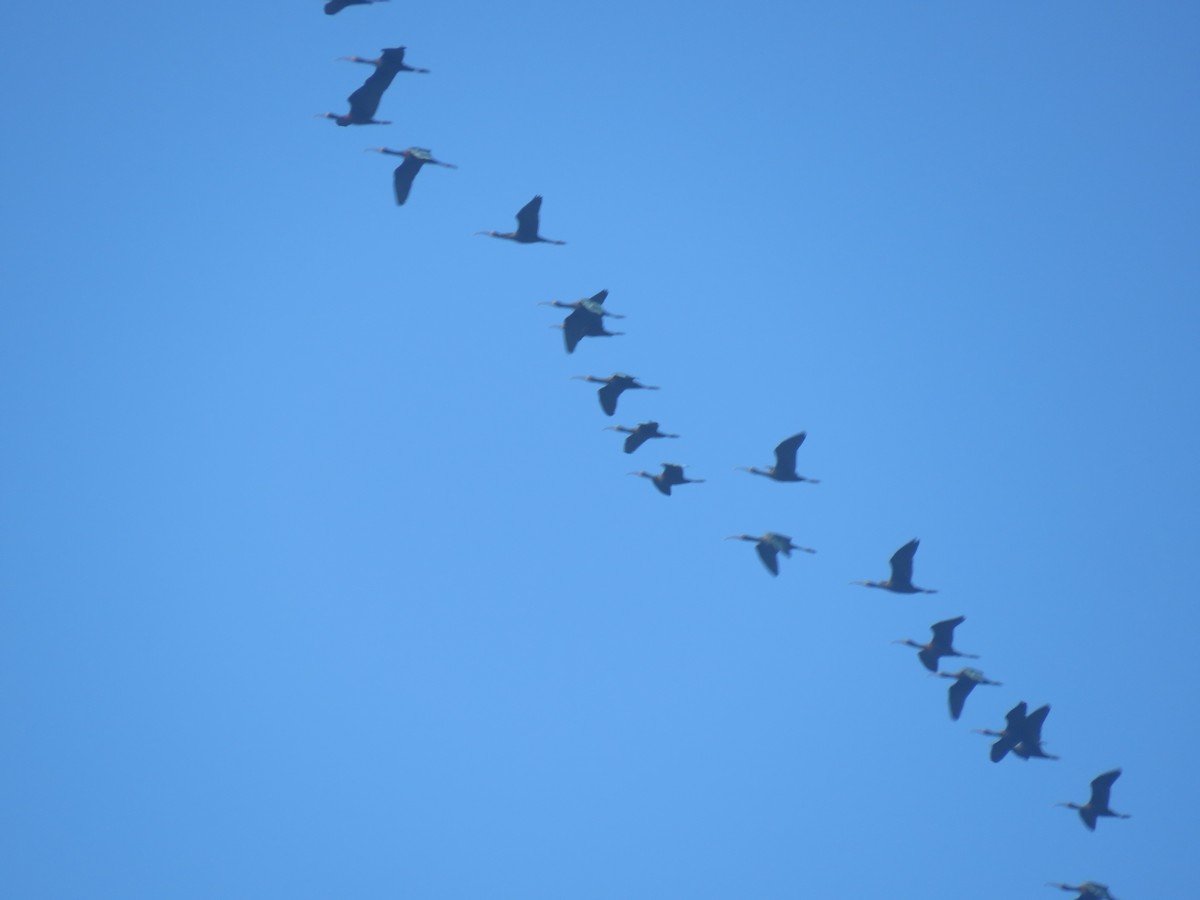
[315, 6, 1130, 897]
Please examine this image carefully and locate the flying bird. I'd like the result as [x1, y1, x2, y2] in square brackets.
[894, 616, 978, 672]
[318, 47, 428, 126]
[936, 667, 1001, 720]
[739, 432, 819, 483]
[606, 422, 678, 454]
[540, 290, 624, 353]
[1046, 883, 1118, 900]
[853, 538, 937, 594]
[477, 195, 566, 244]
[725, 533, 816, 576]
[324, 0, 388, 14]
[629, 463, 704, 496]
[573, 373, 658, 416]
[366, 147, 456, 205]
[1057, 770, 1130, 831]
[975, 701, 1058, 762]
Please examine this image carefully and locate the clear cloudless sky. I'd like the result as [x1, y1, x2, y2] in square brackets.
[1, 2, 1198, 898]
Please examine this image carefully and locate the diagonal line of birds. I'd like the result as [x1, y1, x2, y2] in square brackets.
[312, 5, 1130, 896]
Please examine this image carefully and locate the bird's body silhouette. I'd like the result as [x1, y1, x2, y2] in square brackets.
[1046, 882, 1117, 900]
[976, 701, 1058, 762]
[477, 195, 565, 244]
[629, 463, 704, 496]
[1058, 770, 1130, 831]
[740, 432, 819, 483]
[725, 533, 816, 576]
[319, 47, 428, 126]
[573, 374, 658, 416]
[606, 422, 678, 454]
[894, 616, 977, 672]
[367, 147, 456, 205]
[540, 290, 624, 353]
[324, 0, 388, 14]
[937, 667, 1001, 720]
[853, 538, 937, 593]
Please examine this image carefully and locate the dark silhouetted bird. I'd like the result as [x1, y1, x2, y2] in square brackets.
[853, 538, 937, 594]
[540, 290, 624, 353]
[318, 48, 428, 126]
[976, 701, 1058, 762]
[606, 422, 678, 454]
[366, 147, 456, 205]
[629, 463, 704, 496]
[324, 0, 388, 14]
[739, 432, 819, 483]
[725, 533, 816, 576]
[573, 373, 658, 416]
[1046, 882, 1117, 900]
[477, 195, 565, 244]
[936, 667, 1001, 720]
[1057, 770, 1130, 831]
[894, 616, 978, 672]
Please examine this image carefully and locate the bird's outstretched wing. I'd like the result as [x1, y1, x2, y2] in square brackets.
[515, 195, 543, 241]
[1090, 769, 1121, 808]
[755, 542, 780, 576]
[624, 429, 649, 454]
[392, 156, 422, 205]
[347, 79, 386, 120]
[772, 432, 806, 477]
[889, 539, 920, 587]
[326, 0, 387, 14]
[1004, 701, 1029, 731]
[376, 47, 408, 71]
[990, 734, 1017, 763]
[562, 307, 591, 353]
[660, 464, 687, 485]
[947, 676, 975, 720]
[929, 616, 964, 649]
[918, 647, 940, 673]
[1024, 704, 1052, 739]
[597, 380, 621, 415]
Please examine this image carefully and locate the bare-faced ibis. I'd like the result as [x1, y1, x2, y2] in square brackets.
[319, 48, 428, 126]
[894, 616, 978, 672]
[324, 0, 388, 14]
[1057, 770, 1130, 831]
[366, 147, 456, 205]
[936, 667, 1001, 720]
[477, 195, 565, 245]
[976, 701, 1058, 762]
[573, 373, 658, 416]
[1046, 882, 1117, 900]
[739, 432, 819, 484]
[853, 538, 937, 594]
[540, 290, 624, 353]
[629, 463, 704, 496]
[606, 421, 679, 454]
[725, 533, 816, 576]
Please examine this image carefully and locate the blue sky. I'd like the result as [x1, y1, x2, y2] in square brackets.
[2, 2, 1198, 897]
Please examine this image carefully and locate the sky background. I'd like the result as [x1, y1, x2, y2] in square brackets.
[2, 2, 1198, 897]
